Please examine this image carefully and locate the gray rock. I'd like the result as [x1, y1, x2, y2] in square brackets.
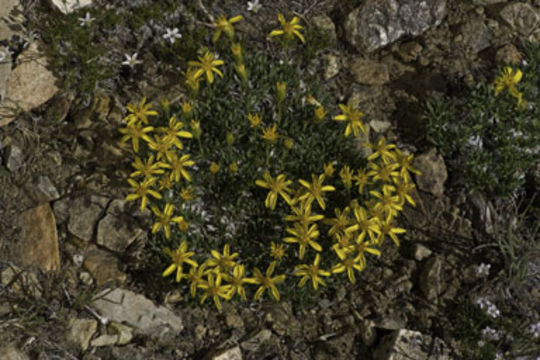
[500, 2, 539, 36]
[413, 148, 447, 197]
[68, 196, 106, 242]
[359, 319, 377, 347]
[90, 334, 118, 347]
[210, 346, 243, 360]
[0, 345, 29, 360]
[323, 53, 340, 80]
[411, 243, 432, 261]
[0, 0, 24, 43]
[469, 193, 497, 235]
[472, 0, 506, 4]
[397, 41, 423, 62]
[26, 175, 60, 202]
[68, 318, 98, 351]
[19, 203, 60, 272]
[344, 0, 447, 52]
[5, 144, 23, 172]
[419, 256, 444, 302]
[83, 248, 127, 286]
[373, 329, 452, 360]
[0, 264, 42, 298]
[370, 119, 392, 133]
[240, 329, 272, 352]
[109, 322, 133, 345]
[96, 212, 146, 253]
[50, 0, 93, 14]
[91, 288, 183, 336]
[460, 20, 491, 53]
[311, 14, 336, 41]
[495, 43, 523, 65]
[349, 58, 390, 85]
[2, 43, 58, 120]
[0, 46, 11, 102]
[374, 313, 407, 330]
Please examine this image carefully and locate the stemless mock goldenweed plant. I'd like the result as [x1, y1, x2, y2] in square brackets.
[118, 11, 421, 310]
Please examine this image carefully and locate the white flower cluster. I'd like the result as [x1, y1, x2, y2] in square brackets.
[476, 297, 500, 318]
[529, 322, 540, 339]
[481, 326, 500, 341]
[476, 262, 491, 277]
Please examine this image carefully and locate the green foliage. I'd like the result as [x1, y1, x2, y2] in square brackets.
[452, 298, 540, 359]
[423, 43, 540, 197]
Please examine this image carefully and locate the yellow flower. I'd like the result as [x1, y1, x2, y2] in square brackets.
[207, 244, 239, 273]
[294, 254, 330, 290]
[283, 138, 294, 150]
[269, 13, 305, 44]
[347, 237, 381, 269]
[126, 177, 162, 211]
[213, 15, 243, 43]
[198, 273, 234, 310]
[130, 155, 166, 179]
[298, 174, 336, 210]
[261, 124, 280, 143]
[339, 165, 354, 191]
[210, 161, 220, 174]
[323, 162, 335, 178]
[228, 161, 239, 173]
[151, 203, 185, 239]
[494, 66, 522, 96]
[353, 168, 370, 193]
[276, 81, 287, 103]
[376, 218, 406, 247]
[184, 66, 202, 92]
[366, 162, 400, 183]
[157, 115, 193, 150]
[231, 42, 243, 62]
[346, 205, 380, 243]
[333, 104, 366, 137]
[181, 101, 192, 116]
[367, 137, 397, 163]
[234, 63, 248, 83]
[125, 97, 158, 125]
[252, 261, 286, 301]
[314, 106, 328, 123]
[369, 185, 403, 220]
[164, 153, 195, 183]
[331, 247, 366, 284]
[222, 264, 257, 301]
[255, 172, 293, 210]
[392, 178, 416, 207]
[162, 241, 198, 283]
[270, 241, 286, 260]
[248, 113, 262, 128]
[190, 120, 201, 139]
[283, 199, 324, 226]
[283, 222, 321, 260]
[324, 206, 353, 237]
[186, 263, 210, 298]
[119, 122, 154, 153]
[393, 148, 421, 182]
[179, 186, 196, 202]
[147, 135, 174, 161]
[187, 51, 225, 84]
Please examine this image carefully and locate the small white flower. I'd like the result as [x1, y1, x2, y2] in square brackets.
[476, 262, 491, 277]
[122, 52, 142, 68]
[481, 326, 500, 341]
[477, 340, 485, 347]
[78, 12, 94, 27]
[486, 304, 500, 319]
[467, 135, 483, 149]
[247, 0, 262, 13]
[0, 50, 7, 62]
[494, 352, 504, 360]
[529, 322, 540, 338]
[163, 27, 182, 44]
[476, 297, 491, 309]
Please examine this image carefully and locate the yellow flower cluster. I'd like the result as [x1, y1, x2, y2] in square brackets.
[120, 98, 195, 240]
[254, 134, 421, 289]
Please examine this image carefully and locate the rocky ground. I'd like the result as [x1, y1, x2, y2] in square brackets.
[0, 0, 539, 359]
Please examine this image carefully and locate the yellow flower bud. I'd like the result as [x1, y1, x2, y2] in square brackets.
[231, 42, 243, 62]
[210, 161, 220, 174]
[248, 113, 262, 128]
[228, 162, 238, 173]
[235, 63, 248, 83]
[283, 137, 294, 150]
[226, 132, 235, 146]
[314, 106, 328, 123]
[323, 162, 335, 178]
[276, 81, 286, 103]
[181, 101, 192, 116]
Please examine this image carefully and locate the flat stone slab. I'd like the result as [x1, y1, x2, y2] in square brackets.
[91, 288, 183, 336]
